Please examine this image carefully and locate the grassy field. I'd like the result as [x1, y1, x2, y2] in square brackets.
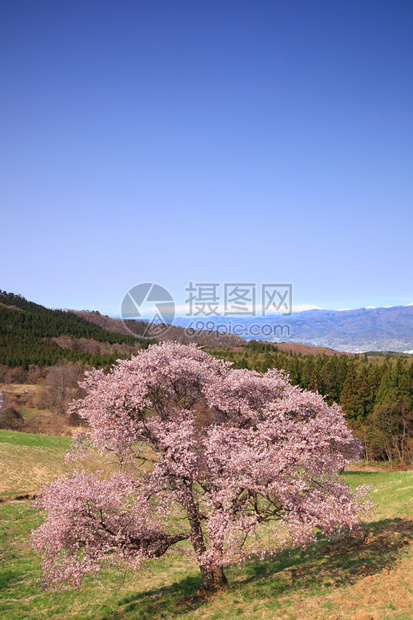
[1, 430, 413, 620]
[0, 430, 71, 498]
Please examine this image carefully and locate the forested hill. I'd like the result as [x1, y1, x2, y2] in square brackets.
[0, 291, 147, 369]
[0, 291, 245, 370]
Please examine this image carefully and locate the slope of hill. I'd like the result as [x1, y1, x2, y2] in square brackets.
[0, 292, 246, 370]
[72, 310, 246, 347]
[271, 341, 350, 356]
[1, 437, 413, 620]
[0, 291, 147, 369]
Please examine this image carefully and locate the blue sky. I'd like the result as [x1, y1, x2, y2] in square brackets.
[1, 0, 412, 316]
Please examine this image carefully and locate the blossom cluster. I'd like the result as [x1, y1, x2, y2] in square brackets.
[32, 341, 371, 589]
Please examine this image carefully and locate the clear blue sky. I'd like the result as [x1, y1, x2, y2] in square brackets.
[1, 0, 412, 315]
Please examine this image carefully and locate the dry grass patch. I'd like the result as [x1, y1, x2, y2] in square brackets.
[0, 430, 115, 498]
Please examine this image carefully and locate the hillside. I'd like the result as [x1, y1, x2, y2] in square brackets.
[270, 341, 349, 356]
[1, 431, 413, 619]
[72, 309, 246, 347]
[0, 291, 147, 369]
[0, 292, 246, 370]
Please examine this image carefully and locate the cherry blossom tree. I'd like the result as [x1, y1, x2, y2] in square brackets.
[32, 342, 371, 593]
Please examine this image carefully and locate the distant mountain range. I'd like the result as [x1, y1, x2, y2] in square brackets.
[3, 291, 413, 362]
[174, 305, 413, 353]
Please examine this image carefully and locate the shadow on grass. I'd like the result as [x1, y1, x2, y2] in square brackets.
[101, 574, 204, 620]
[239, 517, 413, 590]
[101, 518, 413, 620]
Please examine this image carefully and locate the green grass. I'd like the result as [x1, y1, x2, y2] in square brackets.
[1, 432, 413, 619]
[344, 470, 413, 519]
[0, 429, 71, 449]
[1, 499, 412, 620]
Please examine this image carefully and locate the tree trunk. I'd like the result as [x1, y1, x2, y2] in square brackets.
[181, 483, 228, 594]
[198, 564, 228, 594]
